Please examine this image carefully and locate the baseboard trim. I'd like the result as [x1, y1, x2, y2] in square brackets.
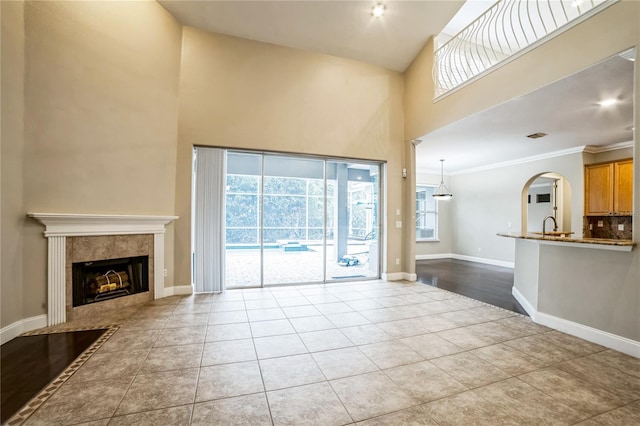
[1, 314, 48, 345]
[416, 253, 514, 269]
[511, 287, 537, 320]
[381, 272, 404, 281]
[403, 273, 417, 282]
[452, 254, 514, 269]
[415, 253, 454, 261]
[512, 287, 639, 358]
[163, 285, 193, 297]
[537, 312, 640, 358]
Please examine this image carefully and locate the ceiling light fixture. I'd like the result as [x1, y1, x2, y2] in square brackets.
[571, 0, 584, 7]
[432, 159, 453, 200]
[371, 3, 386, 18]
[598, 98, 618, 107]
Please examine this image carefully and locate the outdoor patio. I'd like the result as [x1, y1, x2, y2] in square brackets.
[225, 242, 377, 288]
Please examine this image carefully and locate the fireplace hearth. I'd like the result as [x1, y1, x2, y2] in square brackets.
[73, 256, 149, 307]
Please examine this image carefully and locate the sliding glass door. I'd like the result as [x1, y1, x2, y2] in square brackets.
[325, 161, 380, 281]
[262, 156, 326, 285]
[224, 152, 263, 287]
[219, 150, 381, 288]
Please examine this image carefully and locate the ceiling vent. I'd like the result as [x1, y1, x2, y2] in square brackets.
[527, 132, 547, 139]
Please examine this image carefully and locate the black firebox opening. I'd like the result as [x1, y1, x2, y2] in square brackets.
[72, 256, 149, 307]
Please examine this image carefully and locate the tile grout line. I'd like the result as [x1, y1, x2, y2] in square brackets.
[245, 292, 276, 426]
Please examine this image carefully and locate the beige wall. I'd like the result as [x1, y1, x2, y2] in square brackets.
[538, 244, 639, 341]
[1, 1, 182, 328]
[175, 27, 406, 286]
[1, 0, 26, 328]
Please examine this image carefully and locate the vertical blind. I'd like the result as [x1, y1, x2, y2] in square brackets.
[193, 147, 226, 293]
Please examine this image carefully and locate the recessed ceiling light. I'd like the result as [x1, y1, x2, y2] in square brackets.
[598, 98, 618, 107]
[372, 3, 386, 18]
[527, 132, 547, 139]
[571, 0, 584, 7]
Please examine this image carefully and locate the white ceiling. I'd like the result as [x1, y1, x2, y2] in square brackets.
[416, 51, 635, 174]
[158, 0, 464, 72]
[157, 1, 634, 175]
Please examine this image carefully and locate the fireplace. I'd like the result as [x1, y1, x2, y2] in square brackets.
[72, 256, 149, 307]
[28, 213, 178, 326]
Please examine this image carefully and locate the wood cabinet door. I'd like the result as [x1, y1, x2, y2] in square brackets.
[614, 159, 633, 214]
[585, 163, 613, 215]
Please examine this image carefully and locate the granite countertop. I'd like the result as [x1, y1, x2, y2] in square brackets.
[496, 232, 636, 247]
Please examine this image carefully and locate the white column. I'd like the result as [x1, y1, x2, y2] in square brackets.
[154, 232, 165, 299]
[48, 236, 66, 325]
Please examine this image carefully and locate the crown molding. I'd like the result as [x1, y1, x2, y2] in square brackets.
[583, 141, 634, 154]
[416, 141, 634, 176]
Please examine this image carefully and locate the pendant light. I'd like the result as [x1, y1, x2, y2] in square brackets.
[432, 159, 453, 200]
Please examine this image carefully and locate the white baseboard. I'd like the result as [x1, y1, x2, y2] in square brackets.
[415, 253, 514, 269]
[1, 314, 48, 345]
[381, 272, 404, 281]
[452, 254, 514, 269]
[512, 287, 639, 358]
[382, 272, 416, 282]
[416, 253, 454, 261]
[403, 273, 417, 282]
[163, 285, 193, 297]
[511, 287, 537, 319]
[537, 312, 640, 358]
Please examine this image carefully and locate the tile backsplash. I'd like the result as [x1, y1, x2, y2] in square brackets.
[583, 216, 632, 240]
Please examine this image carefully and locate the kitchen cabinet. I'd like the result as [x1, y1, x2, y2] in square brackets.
[614, 159, 633, 214]
[585, 158, 633, 216]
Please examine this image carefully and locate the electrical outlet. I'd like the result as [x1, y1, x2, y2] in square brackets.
[396, 209, 401, 216]
[597, 221, 604, 227]
[163, 268, 168, 277]
[395, 258, 400, 265]
[395, 221, 402, 228]
[618, 224, 624, 231]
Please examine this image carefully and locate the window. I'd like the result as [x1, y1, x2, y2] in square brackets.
[416, 185, 438, 241]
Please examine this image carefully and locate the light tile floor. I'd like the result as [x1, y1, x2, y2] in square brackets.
[17, 280, 640, 425]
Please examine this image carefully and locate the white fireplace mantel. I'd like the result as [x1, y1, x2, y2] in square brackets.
[28, 213, 178, 236]
[28, 213, 178, 326]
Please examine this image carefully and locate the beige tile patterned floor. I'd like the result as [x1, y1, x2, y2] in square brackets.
[12, 280, 640, 425]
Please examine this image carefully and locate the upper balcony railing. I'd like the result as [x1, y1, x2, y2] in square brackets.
[433, 0, 617, 99]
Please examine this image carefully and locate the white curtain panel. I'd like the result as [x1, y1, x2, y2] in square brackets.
[193, 147, 226, 293]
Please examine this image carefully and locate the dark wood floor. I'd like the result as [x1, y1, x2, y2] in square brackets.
[416, 258, 526, 315]
[1, 329, 106, 424]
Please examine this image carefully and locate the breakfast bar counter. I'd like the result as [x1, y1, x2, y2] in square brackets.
[497, 232, 635, 251]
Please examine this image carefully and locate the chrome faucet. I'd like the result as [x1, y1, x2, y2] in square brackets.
[542, 215, 558, 236]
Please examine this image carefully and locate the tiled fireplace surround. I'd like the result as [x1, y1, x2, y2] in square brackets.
[29, 214, 178, 326]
